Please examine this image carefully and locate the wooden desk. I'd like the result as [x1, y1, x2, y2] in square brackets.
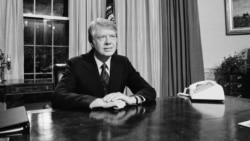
[0, 79, 54, 109]
[1, 96, 250, 140]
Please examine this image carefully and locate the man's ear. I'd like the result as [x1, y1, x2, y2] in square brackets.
[90, 42, 94, 48]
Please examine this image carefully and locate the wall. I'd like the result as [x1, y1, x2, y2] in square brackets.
[198, 0, 250, 79]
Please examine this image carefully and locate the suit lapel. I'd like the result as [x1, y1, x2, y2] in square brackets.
[83, 50, 105, 97]
[109, 56, 123, 93]
[84, 51, 123, 96]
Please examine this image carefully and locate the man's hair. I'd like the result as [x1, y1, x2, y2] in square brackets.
[88, 18, 117, 45]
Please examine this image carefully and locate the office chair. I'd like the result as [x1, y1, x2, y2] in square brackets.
[40, 63, 66, 110]
[53, 63, 67, 88]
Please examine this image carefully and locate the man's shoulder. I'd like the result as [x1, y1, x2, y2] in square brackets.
[66, 54, 93, 69]
[68, 55, 84, 63]
[112, 54, 129, 62]
[69, 51, 93, 62]
[111, 54, 133, 69]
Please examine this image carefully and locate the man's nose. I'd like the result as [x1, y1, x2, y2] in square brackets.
[104, 36, 111, 44]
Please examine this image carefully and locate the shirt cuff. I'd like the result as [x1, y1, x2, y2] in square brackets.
[135, 95, 146, 104]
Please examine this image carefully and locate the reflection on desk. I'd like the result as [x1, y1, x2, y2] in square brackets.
[1, 96, 250, 141]
[89, 106, 147, 126]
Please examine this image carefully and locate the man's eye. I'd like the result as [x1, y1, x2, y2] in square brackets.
[110, 35, 116, 38]
[98, 36, 105, 40]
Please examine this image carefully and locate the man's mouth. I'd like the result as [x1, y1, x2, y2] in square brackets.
[104, 47, 113, 50]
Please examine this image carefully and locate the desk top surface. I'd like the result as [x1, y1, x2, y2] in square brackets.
[2, 96, 250, 141]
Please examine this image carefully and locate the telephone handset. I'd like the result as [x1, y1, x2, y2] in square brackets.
[178, 80, 225, 101]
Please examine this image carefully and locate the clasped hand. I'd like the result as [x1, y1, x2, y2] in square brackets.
[90, 92, 136, 110]
[103, 92, 136, 105]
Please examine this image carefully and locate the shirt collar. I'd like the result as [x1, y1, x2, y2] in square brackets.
[94, 55, 111, 70]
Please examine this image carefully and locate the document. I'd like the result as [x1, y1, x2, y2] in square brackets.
[238, 120, 250, 128]
[0, 106, 30, 136]
[0, 127, 23, 134]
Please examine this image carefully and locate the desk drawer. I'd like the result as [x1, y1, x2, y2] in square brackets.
[6, 85, 54, 95]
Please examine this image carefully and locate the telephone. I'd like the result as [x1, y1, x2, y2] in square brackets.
[178, 80, 225, 101]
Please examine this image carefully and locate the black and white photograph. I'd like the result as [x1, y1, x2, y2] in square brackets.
[1, 0, 250, 140]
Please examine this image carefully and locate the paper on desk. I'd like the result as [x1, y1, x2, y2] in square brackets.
[238, 120, 250, 128]
[0, 127, 23, 134]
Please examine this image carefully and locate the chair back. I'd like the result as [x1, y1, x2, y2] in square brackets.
[53, 63, 66, 88]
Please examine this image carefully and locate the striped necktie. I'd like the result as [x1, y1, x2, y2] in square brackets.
[101, 63, 109, 94]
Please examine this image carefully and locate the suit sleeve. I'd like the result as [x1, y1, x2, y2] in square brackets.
[52, 59, 96, 110]
[125, 58, 156, 102]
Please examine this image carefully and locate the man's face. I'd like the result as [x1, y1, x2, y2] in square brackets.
[92, 26, 117, 60]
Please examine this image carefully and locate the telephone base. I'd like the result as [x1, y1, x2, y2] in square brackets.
[190, 99, 224, 104]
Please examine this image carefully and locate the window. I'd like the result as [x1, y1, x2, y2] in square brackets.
[23, 0, 69, 82]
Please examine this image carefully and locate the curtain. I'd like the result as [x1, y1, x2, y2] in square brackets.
[69, 0, 107, 58]
[115, 0, 162, 97]
[0, 0, 24, 80]
[161, 0, 204, 97]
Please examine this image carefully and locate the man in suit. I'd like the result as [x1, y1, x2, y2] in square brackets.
[52, 18, 156, 110]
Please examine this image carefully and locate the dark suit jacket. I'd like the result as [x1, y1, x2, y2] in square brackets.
[52, 49, 156, 109]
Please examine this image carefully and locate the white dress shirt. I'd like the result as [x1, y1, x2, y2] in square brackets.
[94, 55, 111, 75]
[93, 55, 145, 104]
